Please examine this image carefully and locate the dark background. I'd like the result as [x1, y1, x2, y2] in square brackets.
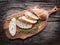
[0, 0, 60, 45]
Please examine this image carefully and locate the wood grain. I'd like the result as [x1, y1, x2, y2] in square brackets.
[3, 10, 47, 39]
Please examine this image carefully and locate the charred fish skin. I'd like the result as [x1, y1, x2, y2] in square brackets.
[9, 18, 16, 36]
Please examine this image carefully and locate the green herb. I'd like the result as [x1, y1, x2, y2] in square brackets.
[14, 16, 20, 19]
[6, 17, 12, 21]
[6, 16, 20, 21]
[18, 29, 33, 34]
[36, 24, 38, 32]
[36, 21, 40, 32]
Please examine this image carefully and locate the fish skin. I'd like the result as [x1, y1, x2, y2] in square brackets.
[9, 18, 16, 36]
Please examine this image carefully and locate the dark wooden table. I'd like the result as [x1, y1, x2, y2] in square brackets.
[0, 0, 60, 45]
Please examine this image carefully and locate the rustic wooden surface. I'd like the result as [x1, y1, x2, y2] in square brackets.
[0, 0, 60, 45]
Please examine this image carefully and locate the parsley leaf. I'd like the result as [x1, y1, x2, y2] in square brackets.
[18, 29, 33, 34]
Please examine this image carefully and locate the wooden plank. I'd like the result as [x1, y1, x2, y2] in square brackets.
[1, 2, 59, 22]
[7, 0, 57, 2]
[0, 21, 60, 45]
[23, 22, 60, 45]
[48, 17, 60, 22]
[0, 1, 60, 45]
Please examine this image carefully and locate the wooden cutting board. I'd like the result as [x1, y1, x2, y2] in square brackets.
[3, 11, 47, 39]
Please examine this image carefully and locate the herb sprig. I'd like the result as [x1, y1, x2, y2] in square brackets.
[7, 17, 12, 21]
[7, 15, 20, 21]
[36, 21, 40, 32]
[18, 29, 33, 34]
[14, 16, 20, 19]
